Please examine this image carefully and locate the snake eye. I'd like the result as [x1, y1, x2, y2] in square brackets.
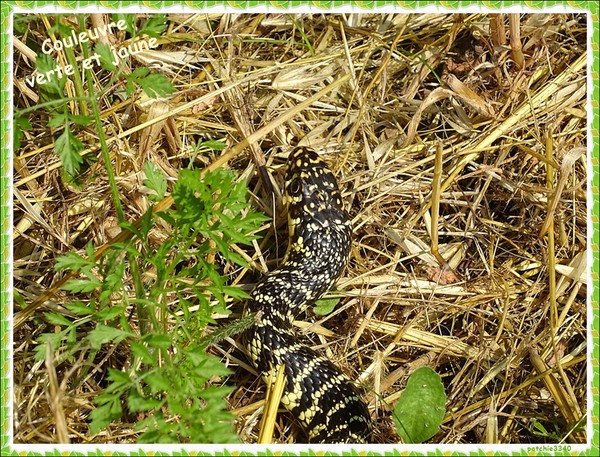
[288, 177, 302, 195]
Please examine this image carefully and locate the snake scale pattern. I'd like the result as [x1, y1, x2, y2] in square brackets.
[246, 147, 371, 443]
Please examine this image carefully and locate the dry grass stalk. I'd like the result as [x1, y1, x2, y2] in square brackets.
[489, 14, 506, 47]
[44, 342, 70, 444]
[257, 365, 286, 444]
[509, 14, 525, 69]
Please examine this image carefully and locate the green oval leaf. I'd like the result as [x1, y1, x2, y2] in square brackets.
[393, 366, 446, 443]
[313, 297, 339, 316]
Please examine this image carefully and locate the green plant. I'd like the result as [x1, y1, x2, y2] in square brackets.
[15, 13, 174, 185]
[393, 366, 447, 443]
[529, 415, 586, 443]
[530, 419, 564, 441]
[35, 165, 268, 443]
[17, 13, 266, 443]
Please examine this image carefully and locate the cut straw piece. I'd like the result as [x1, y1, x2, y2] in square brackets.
[364, 318, 503, 364]
[529, 347, 586, 444]
[257, 365, 286, 444]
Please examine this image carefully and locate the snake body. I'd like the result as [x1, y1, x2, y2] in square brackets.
[246, 148, 371, 443]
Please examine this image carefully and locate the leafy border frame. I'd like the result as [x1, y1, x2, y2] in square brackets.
[1, 1, 598, 456]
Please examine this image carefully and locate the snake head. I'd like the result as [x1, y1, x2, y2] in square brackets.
[284, 147, 350, 231]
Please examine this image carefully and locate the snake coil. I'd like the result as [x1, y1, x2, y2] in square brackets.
[246, 147, 371, 443]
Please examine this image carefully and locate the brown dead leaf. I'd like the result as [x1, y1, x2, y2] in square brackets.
[425, 263, 461, 285]
[444, 73, 496, 118]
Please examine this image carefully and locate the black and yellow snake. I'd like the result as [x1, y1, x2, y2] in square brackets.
[246, 147, 371, 443]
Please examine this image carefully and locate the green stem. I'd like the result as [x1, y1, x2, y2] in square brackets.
[60, 17, 88, 117]
[77, 15, 124, 222]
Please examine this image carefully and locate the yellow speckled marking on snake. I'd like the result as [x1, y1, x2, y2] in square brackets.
[246, 147, 371, 443]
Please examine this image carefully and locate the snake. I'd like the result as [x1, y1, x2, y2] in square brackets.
[246, 147, 371, 443]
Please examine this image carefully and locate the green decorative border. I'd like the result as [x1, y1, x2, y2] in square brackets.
[1, 1, 598, 456]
